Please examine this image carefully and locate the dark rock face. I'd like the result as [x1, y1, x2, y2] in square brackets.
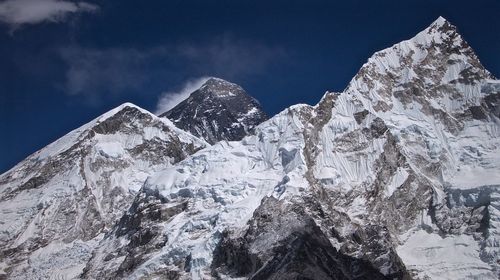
[429, 186, 499, 264]
[160, 78, 268, 144]
[81, 190, 188, 279]
[212, 197, 400, 280]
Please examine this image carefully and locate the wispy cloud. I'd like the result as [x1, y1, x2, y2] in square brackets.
[59, 47, 161, 96]
[155, 77, 210, 114]
[0, 0, 98, 29]
[178, 36, 286, 79]
[58, 35, 287, 104]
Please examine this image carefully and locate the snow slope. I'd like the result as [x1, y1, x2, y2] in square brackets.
[82, 105, 311, 279]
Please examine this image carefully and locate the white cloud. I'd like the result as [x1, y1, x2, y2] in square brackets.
[55, 36, 286, 108]
[155, 77, 210, 115]
[60, 47, 155, 96]
[0, 0, 98, 28]
[179, 35, 286, 80]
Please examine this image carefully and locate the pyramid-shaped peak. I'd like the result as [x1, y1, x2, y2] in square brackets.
[377, 16, 474, 60]
[160, 76, 268, 144]
[402, 16, 468, 50]
[198, 77, 245, 96]
[96, 102, 155, 125]
[424, 16, 458, 35]
[358, 16, 468, 70]
[344, 15, 491, 98]
[430, 16, 449, 28]
[204, 77, 234, 85]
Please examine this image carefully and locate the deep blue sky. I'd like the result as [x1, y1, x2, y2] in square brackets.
[0, 0, 499, 173]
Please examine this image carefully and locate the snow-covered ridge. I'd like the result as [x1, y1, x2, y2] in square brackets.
[3, 103, 206, 174]
[0, 103, 207, 279]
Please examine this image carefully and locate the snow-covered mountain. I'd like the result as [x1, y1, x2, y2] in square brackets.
[1, 17, 499, 280]
[0, 103, 207, 279]
[82, 17, 500, 279]
[159, 77, 269, 144]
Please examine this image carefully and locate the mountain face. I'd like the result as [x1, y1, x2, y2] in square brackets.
[159, 77, 269, 144]
[0, 103, 206, 279]
[1, 17, 500, 280]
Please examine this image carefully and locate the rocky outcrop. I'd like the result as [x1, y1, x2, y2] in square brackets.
[211, 196, 399, 280]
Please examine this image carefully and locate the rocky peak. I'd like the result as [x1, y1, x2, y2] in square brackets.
[197, 77, 246, 98]
[344, 17, 492, 115]
[426, 16, 456, 35]
[417, 16, 483, 64]
[160, 77, 268, 144]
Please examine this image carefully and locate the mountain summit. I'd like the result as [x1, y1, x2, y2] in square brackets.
[159, 77, 268, 144]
